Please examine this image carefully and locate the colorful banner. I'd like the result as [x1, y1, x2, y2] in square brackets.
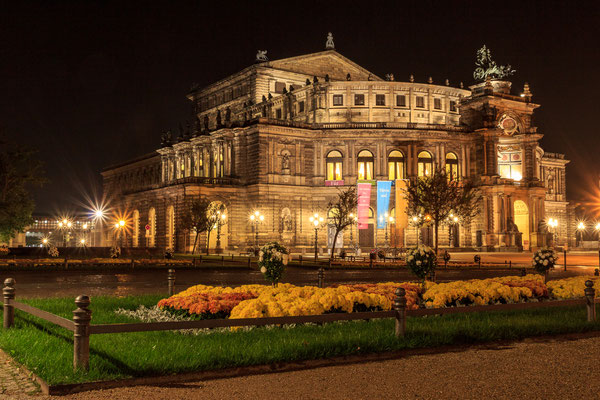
[357, 183, 371, 230]
[376, 181, 392, 229]
[395, 180, 409, 246]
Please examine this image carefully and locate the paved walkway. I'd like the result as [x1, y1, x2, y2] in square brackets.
[0, 350, 38, 398]
[0, 334, 594, 399]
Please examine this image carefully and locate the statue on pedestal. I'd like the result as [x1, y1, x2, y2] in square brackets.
[325, 32, 335, 49]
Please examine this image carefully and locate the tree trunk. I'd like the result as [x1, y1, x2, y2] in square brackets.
[192, 232, 199, 254]
[330, 229, 340, 261]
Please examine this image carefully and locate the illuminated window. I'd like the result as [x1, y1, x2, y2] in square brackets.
[417, 151, 433, 177]
[498, 150, 522, 181]
[326, 150, 343, 181]
[445, 152, 459, 180]
[388, 150, 405, 180]
[357, 150, 374, 180]
[333, 95, 343, 106]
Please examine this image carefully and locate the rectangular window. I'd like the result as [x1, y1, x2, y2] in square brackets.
[449, 100, 457, 112]
[276, 108, 282, 119]
[354, 94, 365, 106]
[396, 95, 406, 107]
[333, 94, 343, 106]
[299, 101, 305, 113]
[376, 94, 386, 106]
[327, 162, 343, 181]
[274, 82, 286, 94]
[434, 98, 442, 110]
[388, 162, 404, 180]
[416, 96, 425, 108]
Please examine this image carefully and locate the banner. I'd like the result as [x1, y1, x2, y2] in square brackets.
[395, 179, 409, 246]
[357, 183, 371, 230]
[376, 181, 392, 229]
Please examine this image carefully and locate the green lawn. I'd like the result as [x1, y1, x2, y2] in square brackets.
[0, 295, 598, 386]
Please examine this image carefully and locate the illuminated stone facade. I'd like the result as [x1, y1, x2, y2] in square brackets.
[102, 47, 569, 253]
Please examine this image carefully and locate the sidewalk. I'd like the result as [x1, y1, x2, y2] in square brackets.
[24, 334, 600, 399]
[0, 350, 38, 398]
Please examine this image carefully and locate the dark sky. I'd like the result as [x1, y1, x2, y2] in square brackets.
[1, 1, 599, 213]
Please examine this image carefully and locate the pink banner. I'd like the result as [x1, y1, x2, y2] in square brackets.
[357, 183, 371, 230]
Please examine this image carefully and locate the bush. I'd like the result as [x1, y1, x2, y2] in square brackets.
[405, 245, 437, 280]
[258, 242, 289, 285]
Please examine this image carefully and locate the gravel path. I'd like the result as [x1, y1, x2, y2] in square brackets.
[22, 335, 600, 399]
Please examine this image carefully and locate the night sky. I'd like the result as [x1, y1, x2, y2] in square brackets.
[1, 1, 598, 214]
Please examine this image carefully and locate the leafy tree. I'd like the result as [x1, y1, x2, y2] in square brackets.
[179, 198, 211, 254]
[0, 140, 45, 243]
[327, 186, 357, 260]
[404, 169, 480, 255]
[180, 198, 227, 255]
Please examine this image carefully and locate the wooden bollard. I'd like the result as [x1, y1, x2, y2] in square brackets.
[231, 253, 234, 260]
[563, 250, 567, 271]
[131, 258, 135, 269]
[199, 255, 203, 265]
[221, 256, 225, 267]
[585, 280, 596, 322]
[73, 295, 91, 371]
[394, 287, 407, 338]
[317, 266, 324, 288]
[299, 255, 303, 266]
[247, 257, 251, 267]
[3, 278, 15, 329]
[369, 258, 373, 268]
[168, 269, 175, 296]
[509, 260, 512, 269]
[520, 268, 527, 277]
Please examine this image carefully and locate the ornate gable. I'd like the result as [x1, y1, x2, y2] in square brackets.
[266, 50, 381, 81]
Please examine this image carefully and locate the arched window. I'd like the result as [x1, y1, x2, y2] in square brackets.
[388, 150, 405, 180]
[147, 207, 156, 247]
[417, 151, 433, 177]
[357, 150, 374, 180]
[132, 210, 140, 247]
[326, 150, 343, 181]
[166, 205, 175, 250]
[445, 152, 459, 180]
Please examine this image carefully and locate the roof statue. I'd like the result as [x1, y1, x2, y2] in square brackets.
[473, 45, 516, 82]
[325, 32, 335, 49]
[255, 50, 268, 62]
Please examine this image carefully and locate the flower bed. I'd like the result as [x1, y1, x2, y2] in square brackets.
[158, 275, 596, 321]
[547, 276, 600, 299]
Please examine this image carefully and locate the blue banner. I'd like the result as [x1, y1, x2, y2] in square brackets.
[376, 181, 392, 229]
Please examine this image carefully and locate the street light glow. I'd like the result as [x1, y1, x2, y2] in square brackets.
[119, 219, 125, 227]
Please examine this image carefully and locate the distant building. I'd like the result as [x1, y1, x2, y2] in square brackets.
[7, 213, 100, 248]
[102, 39, 571, 253]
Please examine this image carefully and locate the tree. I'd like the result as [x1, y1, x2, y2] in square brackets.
[327, 186, 357, 260]
[179, 198, 211, 254]
[404, 169, 480, 255]
[0, 140, 45, 243]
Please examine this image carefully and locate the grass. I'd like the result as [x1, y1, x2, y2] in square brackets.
[0, 295, 598, 386]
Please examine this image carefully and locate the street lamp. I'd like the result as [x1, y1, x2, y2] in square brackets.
[380, 212, 394, 247]
[547, 218, 558, 247]
[216, 211, 227, 250]
[249, 210, 264, 248]
[349, 213, 358, 249]
[577, 221, 586, 247]
[58, 218, 73, 247]
[308, 213, 324, 261]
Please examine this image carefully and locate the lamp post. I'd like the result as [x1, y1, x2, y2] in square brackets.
[548, 218, 558, 247]
[309, 213, 324, 261]
[249, 211, 264, 248]
[381, 213, 394, 247]
[216, 211, 227, 251]
[577, 221, 586, 248]
[58, 219, 73, 247]
[349, 213, 358, 248]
